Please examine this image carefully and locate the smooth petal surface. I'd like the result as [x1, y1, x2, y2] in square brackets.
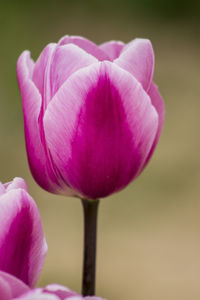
[50, 44, 98, 96]
[17, 51, 75, 196]
[17, 285, 105, 300]
[0, 276, 12, 300]
[18, 291, 59, 300]
[0, 271, 30, 300]
[99, 40, 125, 60]
[58, 35, 110, 61]
[0, 278, 106, 300]
[44, 61, 158, 199]
[17, 35, 164, 199]
[3, 177, 28, 192]
[38, 284, 78, 299]
[0, 179, 47, 287]
[32, 43, 56, 106]
[143, 82, 165, 167]
[114, 39, 154, 91]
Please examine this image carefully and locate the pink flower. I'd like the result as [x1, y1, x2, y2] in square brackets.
[0, 273, 104, 299]
[0, 178, 105, 300]
[0, 177, 47, 288]
[17, 35, 164, 199]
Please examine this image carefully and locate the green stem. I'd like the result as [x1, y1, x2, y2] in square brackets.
[81, 198, 99, 296]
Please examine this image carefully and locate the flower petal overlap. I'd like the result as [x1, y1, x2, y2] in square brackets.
[17, 35, 165, 199]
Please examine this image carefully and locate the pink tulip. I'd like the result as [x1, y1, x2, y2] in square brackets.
[17, 35, 164, 199]
[0, 273, 105, 300]
[0, 178, 105, 300]
[0, 177, 47, 288]
[18, 285, 105, 299]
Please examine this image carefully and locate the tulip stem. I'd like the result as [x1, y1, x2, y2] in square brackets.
[81, 198, 99, 296]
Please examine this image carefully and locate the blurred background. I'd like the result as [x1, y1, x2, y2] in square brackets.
[0, 1, 200, 299]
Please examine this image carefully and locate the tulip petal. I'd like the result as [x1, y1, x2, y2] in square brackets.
[0, 276, 12, 300]
[0, 271, 30, 299]
[58, 35, 110, 61]
[4, 177, 28, 192]
[44, 62, 158, 199]
[84, 297, 106, 300]
[18, 291, 59, 300]
[26, 284, 78, 300]
[99, 40, 125, 60]
[42, 284, 78, 299]
[1, 282, 106, 300]
[114, 39, 154, 91]
[0, 183, 6, 195]
[17, 51, 35, 86]
[32, 43, 56, 104]
[143, 82, 165, 167]
[17, 288, 105, 300]
[50, 44, 98, 96]
[17, 51, 75, 196]
[0, 186, 47, 287]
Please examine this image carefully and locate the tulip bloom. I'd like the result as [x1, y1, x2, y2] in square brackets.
[0, 178, 105, 300]
[0, 177, 47, 288]
[17, 35, 164, 199]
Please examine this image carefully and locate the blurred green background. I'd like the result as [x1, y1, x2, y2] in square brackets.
[0, 1, 200, 299]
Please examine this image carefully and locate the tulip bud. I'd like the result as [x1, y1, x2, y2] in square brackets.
[0, 179, 105, 299]
[18, 284, 106, 299]
[0, 178, 47, 288]
[17, 35, 164, 199]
